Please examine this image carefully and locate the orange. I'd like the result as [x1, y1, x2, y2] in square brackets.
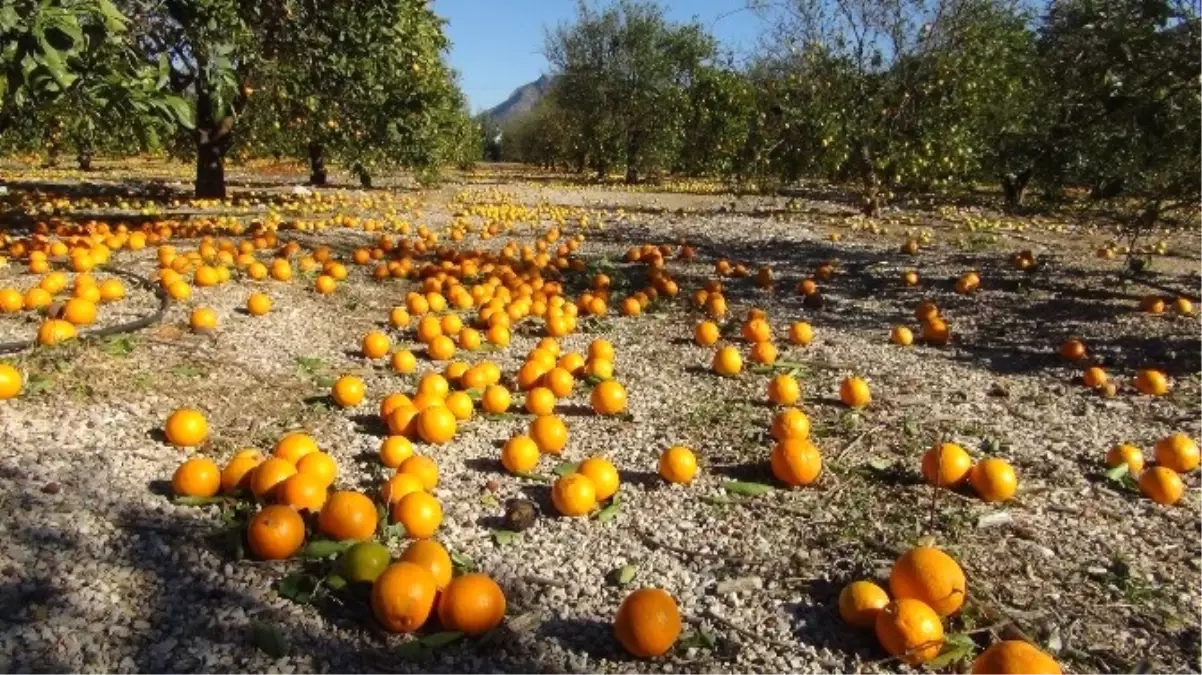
[382, 472, 425, 505]
[525, 387, 557, 416]
[427, 335, 456, 361]
[314, 275, 337, 294]
[167, 280, 191, 300]
[190, 307, 218, 332]
[750, 341, 777, 365]
[276, 472, 328, 512]
[172, 457, 221, 498]
[502, 435, 541, 474]
[584, 358, 614, 381]
[955, 271, 980, 295]
[220, 451, 263, 493]
[249, 457, 298, 500]
[394, 453, 439, 490]
[578, 457, 620, 501]
[417, 372, 450, 399]
[416, 405, 456, 444]
[339, 540, 393, 584]
[387, 405, 420, 437]
[614, 588, 681, 658]
[444, 391, 474, 421]
[24, 287, 52, 311]
[331, 375, 366, 408]
[557, 352, 586, 376]
[389, 307, 412, 328]
[588, 338, 615, 362]
[889, 546, 966, 617]
[658, 446, 697, 484]
[530, 415, 569, 454]
[874, 598, 944, 665]
[0, 363, 22, 399]
[1105, 443, 1144, 474]
[391, 349, 417, 374]
[767, 374, 801, 406]
[971, 640, 1062, 674]
[1139, 466, 1184, 505]
[164, 408, 208, 447]
[1134, 368, 1169, 395]
[552, 473, 597, 516]
[969, 458, 1018, 502]
[246, 292, 272, 315]
[1154, 433, 1199, 473]
[274, 432, 319, 465]
[318, 491, 378, 541]
[380, 393, 413, 419]
[417, 315, 443, 343]
[371, 561, 438, 633]
[741, 318, 771, 343]
[392, 490, 443, 538]
[459, 327, 482, 350]
[770, 438, 822, 486]
[590, 380, 628, 415]
[296, 451, 337, 486]
[788, 322, 813, 346]
[1173, 297, 1194, 315]
[1082, 365, 1107, 388]
[400, 539, 453, 589]
[438, 573, 507, 636]
[481, 385, 511, 414]
[1058, 338, 1087, 361]
[1140, 295, 1165, 313]
[914, 300, 939, 322]
[921, 443, 973, 488]
[712, 345, 742, 377]
[61, 298, 97, 325]
[362, 331, 391, 359]
[922, 317, 950, 345]
[890, 325, 913, 346]
[37, 317, 75, 344]
[544, 367, 575, 398]
[839, 376, 871, 408]
[247, 505, 306, 560]
[694, 321, 720, 346]
[0, 288, 23, 313]
[838, 580, 890, 629]
[770, 407, 811, 440]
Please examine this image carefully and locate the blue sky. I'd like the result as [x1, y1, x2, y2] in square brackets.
[433, 0, 769, 113]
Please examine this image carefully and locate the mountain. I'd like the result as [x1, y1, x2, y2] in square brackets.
[482, 75, 553, 126]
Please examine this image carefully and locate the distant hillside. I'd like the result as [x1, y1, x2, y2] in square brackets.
[483, 75, 553, 126]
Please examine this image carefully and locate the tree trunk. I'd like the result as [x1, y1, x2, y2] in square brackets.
[195, 135, 226, 198]
[624, 135, 640, 185]
[857, 141, 880, 217]
[308, 142, 327, 186]
[354, 164, 372, 188]
[1001, 169, 1032, 210]
[76, 145, 93, 171]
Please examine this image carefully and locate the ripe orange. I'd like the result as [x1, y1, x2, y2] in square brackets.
[382, 472, 425, 505]
[1140, 295, 1165, 314]
[955, 271, 980, 295]
[770, 407, 811, 440]
[1154, 433, 1199, 473]
[331, 375, 366, 408]
[770, 438, 823, 486]
[246, 292, 272, 316]
[444, 391, 474, 421]
[247, 505, 306, 560]
[1134, 369, 1169, 395]
[438, 573, 507, 636]
[250, 457, 298, 500]
[525, 386, 557, 415]
[318, 491, 378, 541]
[502, 435, 541, 475]
[915, 300, 939, 322]
[890, 325, 913, 346]
[921, 443, 973, 488]
[530, 415, 569, 454]
[557, 352, 586, 376]
[1058, 338, 1087, 361]
[164, 408, 208, 447]
[427, 335, 456, 361]
[694, 321, 720, 346]
[750, 341, 777, 365]
[971, 640, 1062, 674]
[190, 307, 218, 332]
[36, 318, 76, 345]
[614, 588, 681, 658]
[371, 561, 438, 633]
[838, 580, 890, 629]
[482, 385, 511, 414]
[392, 490, 443, 538]
[658, 446, 697, 484]
[588, 338, 615, 362]
[387, 405, 420, 437]
[1082, 365, 1107, 388]
[741, 318, 772, 344]
[712, 345, 742, 377]
[417, 372, 450, 399]
[969, 458, 1018, 502]
[296, 451, 337, 487]
[890, 546, 966, 617]
[399, 455, 439, 491]
[1173, 297, 1194, 315]
[590, 380, 628, 415]
[578, 457, 620, 501]
[362, 331, 391, 359]
[274, 432, 319, 465]
[543, 367, 575, 398]
[400, 539, 453, 589]
[376, 435, 414, 469]
[1102, 443, 1143, 474]
[839, 376, 871, 408]
[584, 357, 614, 381]
[874, 598, 944, 665]
[62, 298, 97, 325]
[276, 472, 328, 512]
[221, 451, 263, 493]
[391, 349, 417, 374]
[552, 473, 596, 516]
[417, 405, 457, 444]
[767, 374, 801, 406]
[0, 363, 21, 399]
[922, 317, 950, 345]
[172, 457, 221, 498]
[314, 275, 337, 294]
[1139, 466, 1184, 505]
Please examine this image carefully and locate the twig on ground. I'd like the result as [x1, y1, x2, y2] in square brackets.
[701, 608, 799, 652]
[638, 530, 756, 566]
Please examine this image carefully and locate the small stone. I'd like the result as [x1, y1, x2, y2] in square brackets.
[41, 483, 60, 494]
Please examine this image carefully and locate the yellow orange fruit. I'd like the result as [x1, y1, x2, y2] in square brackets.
[1154, 433, 1199, 473]
[838, 580, 890, 629]
[921, 443, 973, 488]
[658, 446, 697, 484]
[970, 640, 1062, 675]
[889, 546, 966, 617]
[614, 588, 681, 659]
[969, 458, 1018, 502]
[874, 598, 944, 665]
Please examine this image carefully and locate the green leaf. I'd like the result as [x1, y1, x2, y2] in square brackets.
[162, 95, 194, 129]
[277, 573, 318, 604]
[492, 530, 519, 546]
[553, 461, 579, 477]
[701, 495, 734, 506]
[926, 632, 976, 668]
[420, 631, 464, 648]
[1104, 464, 1129, 481]
[677, 630, 717, 650]
[103, 335, 138, 356]
[173, 495, 227, 507]
[610, 564, 637, 586]
[300, 539, 355, 559]
[325, 574, 347, 590]
[593, 493, 621, 522]
[480, 493, 500, 509]
[314, 376, 337, 389]
[722, 481, 774, 497]
[252, 623, 290, 658]
[450, 552, 476, 574]
[867, 457, 893, 471]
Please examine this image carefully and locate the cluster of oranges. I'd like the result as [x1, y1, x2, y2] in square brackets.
[1105, 433, 1199, 506]
[839, 545, 1061, 672]
[921, 443, 1019, 502]
[1058, 337, 1171, 398]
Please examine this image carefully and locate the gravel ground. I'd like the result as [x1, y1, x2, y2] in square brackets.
[1, 166, 1199, 674]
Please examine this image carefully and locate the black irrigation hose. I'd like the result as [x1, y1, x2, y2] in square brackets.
[0, 266, 169, 355]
